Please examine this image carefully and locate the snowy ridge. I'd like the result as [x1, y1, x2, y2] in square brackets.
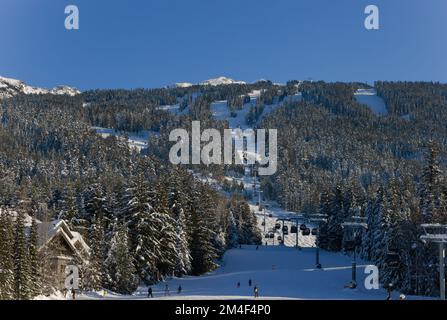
[0, 76, 80, 99]
[175, 82, 194, 88]
[200, 76, 246, 86]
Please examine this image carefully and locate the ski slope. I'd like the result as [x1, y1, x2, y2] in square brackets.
[211, 92, 302, 130]
[78, 245, 419, 300]
[93, 127, 158, 152]
[354, 89, 388, 115]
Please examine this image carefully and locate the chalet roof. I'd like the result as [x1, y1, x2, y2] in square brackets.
[0, 207, 90, 259]
[38, 220, 90, 257]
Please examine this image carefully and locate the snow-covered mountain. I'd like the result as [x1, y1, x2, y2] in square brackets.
[0, 76, 80, 99]
[175, 82, 194, 88]
[200, 76, 246, 86]
[174, 77, 247, 88]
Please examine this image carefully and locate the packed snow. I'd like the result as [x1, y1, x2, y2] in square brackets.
[77, 244, 422, 300]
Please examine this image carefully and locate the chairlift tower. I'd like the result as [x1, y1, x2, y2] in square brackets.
[308, 214, 328, 269]
[341, 216, 368, 289]
[420, 224, 447, 300]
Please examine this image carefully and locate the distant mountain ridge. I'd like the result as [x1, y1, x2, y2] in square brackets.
[175, 76, 247, 88]
[0, 76, 80, 99]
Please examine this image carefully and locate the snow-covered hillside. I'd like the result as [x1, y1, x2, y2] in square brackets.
[355, 89, 388, 115]
[0, 76, 80, 99]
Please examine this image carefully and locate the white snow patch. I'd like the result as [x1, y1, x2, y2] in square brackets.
[355, 89, 387, 115]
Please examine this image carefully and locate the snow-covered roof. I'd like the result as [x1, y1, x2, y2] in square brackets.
[39, 219, 90, 256]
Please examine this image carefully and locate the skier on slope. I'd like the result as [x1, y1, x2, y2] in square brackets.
[254, 285, 259, 298]
[147, 287, 153, 298]
[178, 285, 182, 294]
[237, 282, 241, 288]
[248, 279, 252, 287]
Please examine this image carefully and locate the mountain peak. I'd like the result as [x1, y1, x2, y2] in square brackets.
[200, 76, 246, 86]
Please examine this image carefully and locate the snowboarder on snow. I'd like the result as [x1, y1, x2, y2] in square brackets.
[178, 285, 182, 294]
[147, 287, 153, 298]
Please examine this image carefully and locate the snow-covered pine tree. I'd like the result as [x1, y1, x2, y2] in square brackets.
[105, 221, 138, 294]
[152, 183, 178, 278]
[360, 191, 377, 261]
[188, 185, 218, 275]
[169, 185, 192, 277]
[369, 186, 388, 264]
[13, 209, 31, 300]
[0, 208, 14, 299]
[85, 216, 107, 290]
[59, 186, 77, 229]
[226, 210, 239, 249]
[317, 189, 331, 250]
[124, 174, 173, 282]
[420, 141, 442, 223]
[326, 184, 345, 251]
[28, 214, 41, 298]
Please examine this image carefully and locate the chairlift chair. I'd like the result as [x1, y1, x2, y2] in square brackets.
[303, 228, 311, 236]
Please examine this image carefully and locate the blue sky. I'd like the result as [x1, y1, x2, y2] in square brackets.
[1, 0, 446, 90]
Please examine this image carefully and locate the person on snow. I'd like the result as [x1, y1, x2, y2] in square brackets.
[147, 287, 153, 298]
[237, 282, 241, 288]
[248, 279, 252, 287]
[254, 285, 259, 298]
[71, 288, 76, 300]
[164, 284, 170, 296]
[384, 283, 394, 300]
[178, 285, 182, 294]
